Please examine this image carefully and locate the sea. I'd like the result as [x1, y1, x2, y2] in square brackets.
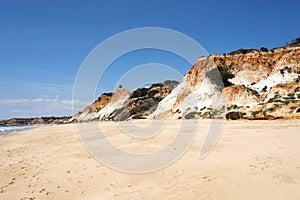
[0, 125, 39, 136]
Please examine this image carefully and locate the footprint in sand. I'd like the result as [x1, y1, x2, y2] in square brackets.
[274, 174, 295, 184]
[39, 188, 45, 193]
[202, 176, 212, 181]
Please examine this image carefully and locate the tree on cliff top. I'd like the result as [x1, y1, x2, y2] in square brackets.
[286, 37, 300, 46]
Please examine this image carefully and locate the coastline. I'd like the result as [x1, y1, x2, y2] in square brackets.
[1, 119, 300, 199]
[0, 125, 42, 137]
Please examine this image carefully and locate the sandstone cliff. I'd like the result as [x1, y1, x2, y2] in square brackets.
[73, 80, 179, 121]
[150, 46, 300, 120]
[74, 45, 300, 121]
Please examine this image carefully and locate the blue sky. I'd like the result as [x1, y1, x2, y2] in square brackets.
[0, 0, 299, 119]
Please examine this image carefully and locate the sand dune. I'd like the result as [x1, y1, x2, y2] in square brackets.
[1, 120, 300, 199]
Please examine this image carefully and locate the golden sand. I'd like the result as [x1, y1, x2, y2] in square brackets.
[1, 120, 300, 199]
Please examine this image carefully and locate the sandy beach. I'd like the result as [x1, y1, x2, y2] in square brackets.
[1, 120, 300, 200]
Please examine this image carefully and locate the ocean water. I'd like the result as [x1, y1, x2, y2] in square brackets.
[0, 125, 39, 136]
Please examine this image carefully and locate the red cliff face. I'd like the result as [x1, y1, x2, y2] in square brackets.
[82, 93, 112, 113]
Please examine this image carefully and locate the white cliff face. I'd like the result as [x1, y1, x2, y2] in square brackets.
[74, 88, 130, 121]
[76, 110, 97, 121]
[149, 58, 225, 119]
[96, 93, 130, 120]
[231, 68, 298, 92]
[148, 81, 189, 118]
[253, 72, 294, 92]
[149, 76, 224, 119]
[180, 77, 223, 113]
[75, 96, 130, 121]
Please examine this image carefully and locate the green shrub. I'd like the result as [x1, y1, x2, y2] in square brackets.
[130, 88, 149, 98]
[147, 90, 159, 98]
[163, 80, 179, 87]
[132, 114, 146, 119]
[260, 47, 269, 52]
[251, 110, 260, 116]
[102, 92, 114, 97]
[129, 98, 157, 115]
[225, 111, 246, 120]
[232, 104, 239, 109]
[185, 112, 201, 119]
[267, 107, 276, 112]
[228, 48, 258, 55]
[217, 66, 235, 87]
[286, 37, 300, 46]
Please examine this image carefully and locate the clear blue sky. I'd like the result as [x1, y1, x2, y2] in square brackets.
[0, 0, 299, 119]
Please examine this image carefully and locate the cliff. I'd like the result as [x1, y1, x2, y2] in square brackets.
[74, 45, 300, 121]
[0, 116, 72, 126]
[151, 46, 300, 120]
[72, 80, 179, 122]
